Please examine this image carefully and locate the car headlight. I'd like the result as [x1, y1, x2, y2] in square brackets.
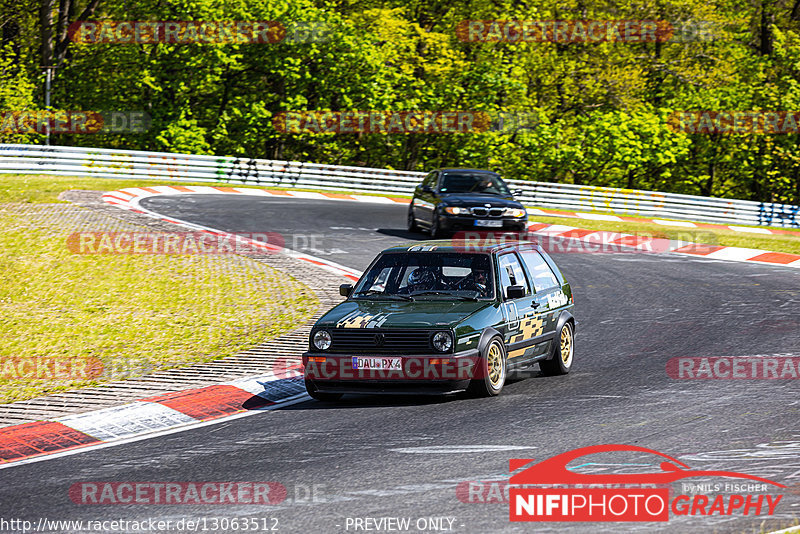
[313, 330, 332, 350]
[504, 207, 527, 218]
[444, 207, 467, 215]
[432, 331, 453, 352]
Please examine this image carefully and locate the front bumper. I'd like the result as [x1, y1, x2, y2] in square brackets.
[439, 215, 527, 232]
[308, 379, 472, 395]
[302, 349, 480, 394]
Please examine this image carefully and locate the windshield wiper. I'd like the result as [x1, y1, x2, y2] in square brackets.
[411, 291, 477, 301]
[353, 291, 412, 301]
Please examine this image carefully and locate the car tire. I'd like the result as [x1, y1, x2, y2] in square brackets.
[305, 379, 343, 402]
[430, 213, 445, 239]
[468, 336, 507, 397]
[539, 321, 574, 376]
[407, 207, 420, 232]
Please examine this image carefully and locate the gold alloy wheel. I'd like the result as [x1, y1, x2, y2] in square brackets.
[560, 324, 573, 365]
[487, 342, 505, 387]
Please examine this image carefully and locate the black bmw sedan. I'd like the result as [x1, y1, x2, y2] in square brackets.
[407, 168, 528, 238]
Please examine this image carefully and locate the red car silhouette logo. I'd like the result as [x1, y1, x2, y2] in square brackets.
[510, 444, 785, 487]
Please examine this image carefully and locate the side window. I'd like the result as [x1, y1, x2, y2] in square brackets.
[521, 251, 560, 292]
[423, 172, 437, 188]
[498, 253, 530, 298]
[367, 267, 393, 292]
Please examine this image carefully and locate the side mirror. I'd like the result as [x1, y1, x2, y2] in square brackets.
[421, 185, 433, 193]
[506, 285, 526, 299]
[339, 284, 353, 297]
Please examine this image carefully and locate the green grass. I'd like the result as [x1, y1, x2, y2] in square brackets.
[529, 215, 800, 255]
[0, 174, 256, 203]
[0, 203, 317, 404]
[0, 173, 412, 204]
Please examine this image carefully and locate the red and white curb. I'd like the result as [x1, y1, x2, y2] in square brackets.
[103, 184, 800, 239]
[101, 185, 367, 281]
[102, 185, 800, 270]
[0, 372, 308, 469]
[526, 207, 800, 236]
[525, 222, 800, 268]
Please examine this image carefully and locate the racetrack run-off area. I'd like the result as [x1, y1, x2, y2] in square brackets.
[0, 190, 797, 534]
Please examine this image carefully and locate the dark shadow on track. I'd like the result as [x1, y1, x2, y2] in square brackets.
[287, 393, 463, 410]
[375, 228, 429, 240]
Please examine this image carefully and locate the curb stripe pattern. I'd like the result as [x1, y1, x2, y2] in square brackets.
[102, 184, 800, 235]
[0, 422, 100, 462]
[101, 185, 800, 270]
[527, 207, 800, 236]
[0, 374, 305, 465]
[101, 185, 365, 282]
[525, 222, 800, 269]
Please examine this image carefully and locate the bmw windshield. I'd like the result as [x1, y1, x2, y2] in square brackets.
[352, 252, 495, 300]
[439, 173, 511, 196]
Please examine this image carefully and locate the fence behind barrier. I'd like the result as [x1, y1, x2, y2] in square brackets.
[1, 144, 798, 228]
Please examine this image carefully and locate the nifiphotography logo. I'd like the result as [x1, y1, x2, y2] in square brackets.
[509, 444, 785, 522]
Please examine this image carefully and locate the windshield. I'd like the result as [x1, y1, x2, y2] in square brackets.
[439, 173, 511, 196]
[352, 252, 495, 300]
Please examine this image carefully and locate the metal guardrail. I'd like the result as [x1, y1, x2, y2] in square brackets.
[1, 143, 798, 228]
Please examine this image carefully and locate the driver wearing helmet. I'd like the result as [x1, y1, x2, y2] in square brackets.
[405, 266, 438, 293]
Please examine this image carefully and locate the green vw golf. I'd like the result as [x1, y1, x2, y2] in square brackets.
[302, 240, 576, 400]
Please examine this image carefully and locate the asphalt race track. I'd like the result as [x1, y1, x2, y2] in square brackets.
[1, 194, 798, 533]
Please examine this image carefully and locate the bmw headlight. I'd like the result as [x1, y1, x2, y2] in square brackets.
[504, 207, 527, 218]
[444, 206, 467, 215]
[313, 330, 332, 350]
[432, 331, 453, 352]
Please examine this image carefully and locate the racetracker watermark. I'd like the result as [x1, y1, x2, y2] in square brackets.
[0, 357, 103, 380]
[458, 480, 671, 504]
[450, 230, 718, 255]
[667, 356, 800, 379]
[455, 20, 674, 43]
[667, 111, 800, 134]
[303, 356, 481, 381]
[66, 231, 345, 256]
[68, 21, 332, 44]
[0, 111, 150, 134]
[67, 231, 284, 254]
[274, 110, 544, 135]
[457, 480, 511, 503]
[273, 111, 493, 134]
[270, 357, 304, 380]
[69, 482, 286, 505]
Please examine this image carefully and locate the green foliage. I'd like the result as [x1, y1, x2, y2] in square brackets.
[0, 45, 39, 144]
[6, 0, 800, 203]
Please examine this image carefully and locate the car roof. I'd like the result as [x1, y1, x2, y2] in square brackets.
[436, 168, 500, 175]
[381, 240, 543, 255]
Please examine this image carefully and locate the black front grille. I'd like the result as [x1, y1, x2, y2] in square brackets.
[328, 329, 434, 354]
[470, 207, 487, 217]
[470, 207, 504, 217]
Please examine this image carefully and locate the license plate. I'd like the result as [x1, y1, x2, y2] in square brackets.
[352, 357, 401, 370]
[475, 219, 503, 228]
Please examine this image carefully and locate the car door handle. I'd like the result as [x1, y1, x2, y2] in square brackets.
[530, 301, 540, 308]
